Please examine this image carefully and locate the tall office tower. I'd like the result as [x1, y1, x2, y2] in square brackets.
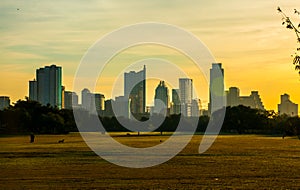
[0, 96, 10, 110]
[81, 88, 92, 111]
[191, 99, 200, 117]
[278, 94, 298, 116]
[179, 78, 193, 117]
[29, 79, 38, 101]
[153, 81, 169, 114]
[226, 87, 240, 107]
[36, 65, 62, 108]
[124, 65, 146, 115]
[94, 93, 105, 112]
[61, 86, 65, 109]
[104, 99, 115, 117]
[209, 63, 224, 115]
[64, 91, 78, 110]
[114, 96, 130, 118]
[171, 89, 181, 115]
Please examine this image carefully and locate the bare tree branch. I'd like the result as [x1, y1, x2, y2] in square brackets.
[278, 7, 300, 74]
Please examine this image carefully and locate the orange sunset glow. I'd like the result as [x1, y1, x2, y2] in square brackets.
[0, 0, 299, 113]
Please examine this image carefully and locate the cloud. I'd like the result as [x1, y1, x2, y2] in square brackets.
[0, 0, 299, 111]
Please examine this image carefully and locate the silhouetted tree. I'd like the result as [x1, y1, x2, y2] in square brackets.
[222, 106, 268, 134]
[278, 7, 300, 74]
[0, 99, 72, 135]
[197, 115, 209, 132]
[279, 116, 300, 139]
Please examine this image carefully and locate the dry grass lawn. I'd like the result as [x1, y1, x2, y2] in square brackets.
[0, 133, 300, 189]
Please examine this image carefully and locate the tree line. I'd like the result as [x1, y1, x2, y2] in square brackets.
[0, 100, 299, 138]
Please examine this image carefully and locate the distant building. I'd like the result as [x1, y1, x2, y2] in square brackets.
[179, 78, 193, 117]
[0, 96, 10, 110]
[29, 79, 38, 101]
[81, 89, 105, 114]
[153, 81, 169, 115]
[64, 91, 78, 110]
[209, 63, 224, 115]
[31, 65, 62, 108]
[104, 99, 115, 117]
[191, 99, 200, 117]
[114, 96, 130, 118]
[226, 87, 240, 107]
[81, 88, 92, 111]
[170, 89, 181, 115]
[94, 93, 105, 112]
[225, 87, 265, 110]
[239, 91, 264, 110]
[62, 86, 65, 109]
[124, 66, 146, 115]
[278, 94, 298, 116]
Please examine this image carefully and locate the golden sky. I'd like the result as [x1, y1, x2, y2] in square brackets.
[0, 0, 299, 112]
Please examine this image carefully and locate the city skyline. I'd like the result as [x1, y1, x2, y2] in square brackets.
[0, 1, 300, 112]
[0, 63, 299, 115]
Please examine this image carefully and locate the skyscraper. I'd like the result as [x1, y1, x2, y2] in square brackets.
[33, 65, 62, 108]
[94, 93, 105, 112]
[64, 91, 78, 110]
[191, 99, 200, 117]
[226, 87, 240, 107]
[29, 79, 37, 101]
[114, 96, 130, 118]
[0, 96, 10, 110]
[153, 81, 169, 114]
[104, 99, 115, 117]
[179, 78, 193, 117]
[171, 89, 181, 115]
[209, 63, 224, 115]
[278, 94, 298, 116]
[124, 66, 146, 115]
[81, 88, 92, 111]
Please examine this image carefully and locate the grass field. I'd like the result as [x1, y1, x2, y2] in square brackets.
[0, 133, 300, 189]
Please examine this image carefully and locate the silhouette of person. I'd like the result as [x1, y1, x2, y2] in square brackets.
[30, 133, 35, 143]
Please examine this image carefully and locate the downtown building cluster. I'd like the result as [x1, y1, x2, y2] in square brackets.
[26, 64, 202, 118]
[1, 63, 297, 117]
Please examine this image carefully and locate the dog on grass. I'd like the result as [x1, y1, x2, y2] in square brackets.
[58, 139, 64, 143]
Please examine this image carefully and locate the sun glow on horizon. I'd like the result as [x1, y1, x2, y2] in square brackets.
[0, 0, 299, 113]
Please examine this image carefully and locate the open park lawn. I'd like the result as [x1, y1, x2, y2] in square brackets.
[0, 133, 300, 189]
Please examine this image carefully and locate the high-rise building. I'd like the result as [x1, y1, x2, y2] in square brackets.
[94, 93, 105, 112]
[64, 91, 78, 110]
[35, 65, 62, 108]
[226, 87, 240, 107]
[0, 96, 10, 110]
[179, 78, 193, 117]
[191, 99, 200, 117]
[239, 91, 264, 110]
[278, 94, 298, 116]
[29, 79, 37, 101]
[124, 66, 146, 115]
[153, 81, 169, 114]
[209, 63, 224, 115]
[61, 86, 65, 109]
[114, 96, 130, 118]
[81, 88, 92, 111]
[171, 89, 181, 115]
[104, 99, 115, 117]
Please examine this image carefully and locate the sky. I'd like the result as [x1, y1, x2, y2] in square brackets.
[0, 0, 300, 112]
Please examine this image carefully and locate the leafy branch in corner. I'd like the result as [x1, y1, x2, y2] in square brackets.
[278, 7, 300, 74]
